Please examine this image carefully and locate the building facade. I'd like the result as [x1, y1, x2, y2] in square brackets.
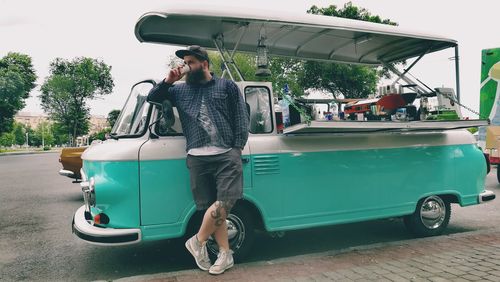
[14, 112, 109, 135]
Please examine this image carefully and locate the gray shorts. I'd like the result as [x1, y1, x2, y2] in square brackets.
[186, 148, 243, 210]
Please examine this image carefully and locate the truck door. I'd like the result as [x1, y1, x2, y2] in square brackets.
[139, 92, 252, 226]
[238, 82, 284, 222]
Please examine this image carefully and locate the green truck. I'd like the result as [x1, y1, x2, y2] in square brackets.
[479, 48, 500, 181]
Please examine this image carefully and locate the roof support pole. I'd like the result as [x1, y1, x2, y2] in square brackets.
[213, 30, 246, 81]
[454, 45, 461, 102]
[230, 24, 247, 60]
[213, 38, 234, 81]
[382, 61, 429, 95]
[391, 48, 430, 86]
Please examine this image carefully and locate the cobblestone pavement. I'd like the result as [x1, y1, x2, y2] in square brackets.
[112, 228, 500, 282]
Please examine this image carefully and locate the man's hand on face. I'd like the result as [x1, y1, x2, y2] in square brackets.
[165, 65, 185, 84]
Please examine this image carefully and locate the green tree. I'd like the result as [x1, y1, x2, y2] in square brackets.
[89, 127, 111, 143]
[302, 2, 400, 98]
[23, 126, 36, 147]
[299, 62, 379, 99]
[307, 3, 397, 25]
[0, 132, 15, 147]
[208, 52, 258, 81]
[107, 109, 121, 129]
[40, 57, 114, 145]
[28, 121, 54, 147]
[269, 57, 304, 98]
[31, 121, 54, 147]
[0, 52, 37, 134]
[207, 51, 305, 98]
[51, 122, 70, 146]
[12, 121, 26, 146]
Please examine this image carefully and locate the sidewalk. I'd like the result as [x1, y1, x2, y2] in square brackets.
[111, 228, 500, 282]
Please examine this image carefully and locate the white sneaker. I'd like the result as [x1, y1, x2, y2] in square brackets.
[209, 249, 234, 275]
[185, 235, 212, 271]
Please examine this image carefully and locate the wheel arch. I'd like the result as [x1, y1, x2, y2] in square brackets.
[409, 192, 460, 214]
[180, 196, 268, 237]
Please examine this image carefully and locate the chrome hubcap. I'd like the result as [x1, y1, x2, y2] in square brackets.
[420, 196, 446, 229]
[207, 213, 246, 255]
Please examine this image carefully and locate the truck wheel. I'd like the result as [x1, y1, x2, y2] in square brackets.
[483, 153, 490, 174]
[497, 164, 500, 183]
[404, 195, 451, 237]
[206, 204, 255, 262]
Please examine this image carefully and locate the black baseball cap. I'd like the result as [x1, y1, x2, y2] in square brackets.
[175, 45, 209, 62]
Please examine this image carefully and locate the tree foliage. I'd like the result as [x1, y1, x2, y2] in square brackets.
[209, 52, 258, 81]
[12, 121, 26, 146]
[107, 109, 121, 129]
[298, 2, 400, 99]
[89, 127, 111, 143]
[40, 57, 114, 144]
[0, 52, 37, 134]
[299, 62, 379, 99]
[304, 2, 401, 98]
[28, 121, 54, 147]
[207, 52, 305, 98]
[307, 3, 397, 25]
[269, 57, 304, 98]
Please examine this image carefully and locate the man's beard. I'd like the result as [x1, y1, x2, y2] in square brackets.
[185, 67, 205, 85]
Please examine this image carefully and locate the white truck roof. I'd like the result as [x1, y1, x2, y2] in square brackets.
[135, 4, 457, 66]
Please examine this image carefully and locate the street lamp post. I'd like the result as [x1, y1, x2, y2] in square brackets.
[42, 122, 45, 148]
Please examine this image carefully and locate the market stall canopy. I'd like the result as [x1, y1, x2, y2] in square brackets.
[135, 4, 457, 65]
[283, 120, 489, 135]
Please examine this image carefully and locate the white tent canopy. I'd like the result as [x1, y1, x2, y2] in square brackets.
[135, 5, 457, 66]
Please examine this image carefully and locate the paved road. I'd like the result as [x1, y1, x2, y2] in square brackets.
[1, 153, 498, 281]
[116, 228, 500, 282]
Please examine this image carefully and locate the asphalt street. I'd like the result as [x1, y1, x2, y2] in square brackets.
[0, 152, 498, 281]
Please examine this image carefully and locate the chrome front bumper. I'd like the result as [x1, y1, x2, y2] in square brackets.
[479, 190, 496, 203]
[72, 205, 141, 245]
[59, 169, 75, 178]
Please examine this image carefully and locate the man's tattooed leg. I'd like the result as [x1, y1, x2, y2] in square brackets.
[210, 201, 224, 227]
[210, 200, 236, 227]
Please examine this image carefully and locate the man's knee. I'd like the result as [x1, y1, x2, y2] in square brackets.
[209, 200, 235, 227]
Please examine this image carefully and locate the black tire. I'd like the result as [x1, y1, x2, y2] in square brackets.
[404, 195, 451, 237]
[497, 164, 500, 183]
[206, 204, 255, 262]
[483, 153, 490, 174]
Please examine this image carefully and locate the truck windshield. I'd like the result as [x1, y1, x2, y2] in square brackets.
[111, 82, 154, 137]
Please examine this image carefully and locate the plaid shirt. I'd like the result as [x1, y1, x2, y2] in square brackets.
[147, 74, 249, 152]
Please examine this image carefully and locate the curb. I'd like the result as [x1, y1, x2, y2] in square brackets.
[103, 226, 500, 282]
[0, 150, 61, 157]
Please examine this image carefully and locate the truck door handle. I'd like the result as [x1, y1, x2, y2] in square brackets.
[241, 157, 250, 164]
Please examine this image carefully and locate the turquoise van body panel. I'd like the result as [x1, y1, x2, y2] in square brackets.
[138, 153, 253, 241]
[82, 160, 141, 229]
[83, 142, 485, 241]
[250, 144, 484, 231]
[139, 158, 193, 226]
[455, 144, 488, 206]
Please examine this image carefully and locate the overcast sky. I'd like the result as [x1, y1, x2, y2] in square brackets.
[1, 0, 499, 118]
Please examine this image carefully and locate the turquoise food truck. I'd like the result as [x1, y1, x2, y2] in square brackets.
[72, 6, 495, 260]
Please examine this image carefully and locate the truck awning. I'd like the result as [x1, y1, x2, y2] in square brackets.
[283, 120, 489, 135]
[135, 4, 457, 65]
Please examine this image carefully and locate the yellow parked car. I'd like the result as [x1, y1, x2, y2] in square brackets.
[59, 146, 87, 182]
